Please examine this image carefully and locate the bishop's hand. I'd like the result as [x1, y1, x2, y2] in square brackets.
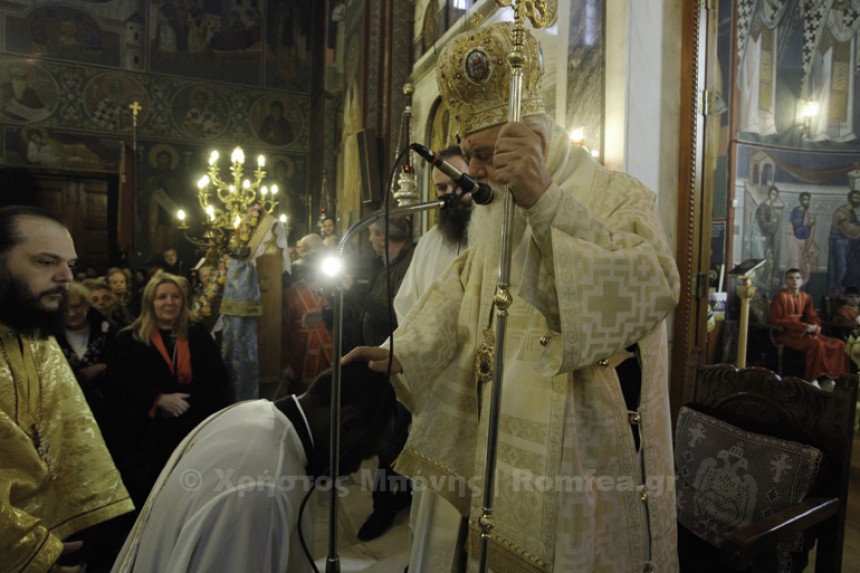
[342, 346, 402, 375]
[50, 540, 84, 573]
[493, 121, 552, 209]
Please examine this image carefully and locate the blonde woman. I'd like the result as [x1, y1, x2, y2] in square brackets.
[105, 273, 231, 506]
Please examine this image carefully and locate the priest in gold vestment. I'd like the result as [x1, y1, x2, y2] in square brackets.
[346, 23, 681, 572]
[0, 206, 133, 573]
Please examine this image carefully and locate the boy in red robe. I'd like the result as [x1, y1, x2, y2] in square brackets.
[768, 267, 849, 380]
[833, 285, 860, 329]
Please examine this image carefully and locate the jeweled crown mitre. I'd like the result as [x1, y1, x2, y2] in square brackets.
[436, 22, 545, 137]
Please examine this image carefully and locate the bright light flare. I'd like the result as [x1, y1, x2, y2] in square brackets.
[802, 100, 820, 118]
[320, 255, 344, 278]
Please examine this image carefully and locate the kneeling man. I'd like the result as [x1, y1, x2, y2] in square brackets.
[112, 362, 397, 573]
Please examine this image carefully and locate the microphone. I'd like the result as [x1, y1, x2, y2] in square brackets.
[410, 143, 493, 205]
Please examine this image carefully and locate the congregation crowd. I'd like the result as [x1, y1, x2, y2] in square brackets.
[1, 200, 422, 572]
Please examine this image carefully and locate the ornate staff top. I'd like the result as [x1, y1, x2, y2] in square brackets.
[496, 0, 556, 29]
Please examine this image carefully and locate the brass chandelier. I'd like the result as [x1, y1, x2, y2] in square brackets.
[177, 146, 284, 258]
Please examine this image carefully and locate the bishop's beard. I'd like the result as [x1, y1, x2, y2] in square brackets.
[466, 183, 528, 265]
[0, 265, 68, 338]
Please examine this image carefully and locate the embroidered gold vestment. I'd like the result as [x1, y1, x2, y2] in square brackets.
[1, 323, 133, 573]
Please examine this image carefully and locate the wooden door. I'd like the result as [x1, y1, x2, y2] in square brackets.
[32, 176, 111, 271]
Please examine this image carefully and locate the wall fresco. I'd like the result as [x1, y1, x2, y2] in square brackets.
[265, 0, 314, 92]
[5, 5, 122, 68]
[4, 125, 119, 172]
[0, 0, 316, 262]
[0, 55, 310, 150]
[713, 0, 860, 307]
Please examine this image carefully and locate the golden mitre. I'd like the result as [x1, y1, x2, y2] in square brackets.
[436, 22, 545, 137]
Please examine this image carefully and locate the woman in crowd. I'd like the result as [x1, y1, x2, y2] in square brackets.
[85, 278, 123, 327]
[105, 273, 232, 506]
[53, 282, 117, 425]
[106, 266, 138, 325]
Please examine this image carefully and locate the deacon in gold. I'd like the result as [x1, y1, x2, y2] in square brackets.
[345, 22, 681, 572]
[0, 205, 134, 573]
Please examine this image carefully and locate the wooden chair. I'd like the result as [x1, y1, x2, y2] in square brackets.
[676, 364, 858, 572]
[764, 325, 805, 377]
[817, 295, 854, 340]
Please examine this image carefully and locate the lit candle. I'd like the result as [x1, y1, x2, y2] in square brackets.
[261, 186, 268, 197]
[231, 146, 244, 165]
[233, 214, 241, 228]
[243, 179, 251, 190]
[209, 150, 219, 165]
[270, 184, 278, 195]
[206, 205, 215, 220]
[257, 155, 266, 168]
[279, 214, 287, 224]
[197, 175, 210, 189]
[176, 209, 186, 222]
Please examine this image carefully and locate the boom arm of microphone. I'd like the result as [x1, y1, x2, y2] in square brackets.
[410, 143, 493, 205]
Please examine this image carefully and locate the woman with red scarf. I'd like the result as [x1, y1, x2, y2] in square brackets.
[105, 274, 231, 506]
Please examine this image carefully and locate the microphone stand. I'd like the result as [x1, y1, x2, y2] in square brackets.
[325, 196, 452, 573]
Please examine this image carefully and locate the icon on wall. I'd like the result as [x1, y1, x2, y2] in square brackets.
[84, 73, 149, 131]
[251, 95, 302, 147]
[172, 85, 228, 140]
[0, 61, 57, 123]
